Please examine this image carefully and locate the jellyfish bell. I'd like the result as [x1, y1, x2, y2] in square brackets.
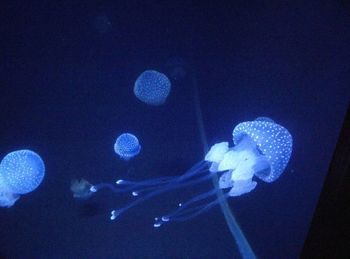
[208, 118, 293, 196]
[70, 178, 94, 200]
[114, 133, 141, 161]
[90, 117, 293, 227]
[0, 177, 19, 207]
[254, 116, 275, 123]
[0, 150, 45, 207]
[133, 70, 171, 105]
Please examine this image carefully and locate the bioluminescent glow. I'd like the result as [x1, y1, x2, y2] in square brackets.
[0, 150, 45, 207]
[90, 118, 292, 228]
[134, 70, 171, 105]
[114, 133, 141, 161]
[70, 178, 94, 199]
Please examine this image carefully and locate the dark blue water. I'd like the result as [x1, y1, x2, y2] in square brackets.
[0, 1, 349, 258]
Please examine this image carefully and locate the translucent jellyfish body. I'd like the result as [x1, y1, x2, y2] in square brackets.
[114, 133, 141, 160]
[0, 150, 45, 207]
[91, 117, 292, 228]
[207, 117, 293, 196]
[70, 178, 93, 199]
[133, 70, 171, 105]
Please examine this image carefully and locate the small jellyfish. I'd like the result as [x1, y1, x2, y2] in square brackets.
[114, 133, 141, 160]
[0, 150, 45, 207]
[133, 70, 171, 105]
[70, 178, 94, 199]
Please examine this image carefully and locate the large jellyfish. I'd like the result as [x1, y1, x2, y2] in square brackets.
[114, 133, 141, 160]
[90, 118, 292, 228]
[133, 70, 171, 105]
[0, 149, 45, 207]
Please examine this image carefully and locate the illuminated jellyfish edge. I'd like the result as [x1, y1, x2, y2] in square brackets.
[133, 70, 171, 105]
[0, 149, 45, 194]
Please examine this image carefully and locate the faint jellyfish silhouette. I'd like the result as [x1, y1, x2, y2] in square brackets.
[134, 70, 171, 105]
[0, 150, 45, 207]
[164, 57, 188, 82]
[70, 178, 94, 199]
[254, 116, 275, 123]
[114, 133, 141, 161]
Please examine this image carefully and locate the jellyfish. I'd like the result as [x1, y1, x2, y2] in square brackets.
[70, 178, 94, 199]
[90, 118, 292, 228]
[114, 133, 141, 161]
[133, 70, 171, 105]
[0, 149, 45, 207]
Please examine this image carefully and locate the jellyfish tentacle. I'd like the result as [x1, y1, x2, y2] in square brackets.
[131, 167, 210, 196]
[92, 161, 208, 195]
[154, 190, 231, 227]
[167, 192, 230, 221]
[116, 176, 176, 186]
[71, 178, 94, 199]
[109, 164, 212, 220]
[164, 188, 217, 218]
[192, 71, 257, 259]
[156, 188, 218, 223]
[91, 177, 176, 193]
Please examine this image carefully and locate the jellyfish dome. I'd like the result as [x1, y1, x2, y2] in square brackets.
[133, 70, 171, 105]
[0, 149, 45, 207]
[206, 117, 293, 196]
[114, 133, 141, 160]
[232, 118, 293, 182]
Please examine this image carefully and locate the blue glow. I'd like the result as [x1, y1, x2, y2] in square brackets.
[232, 118, 293, 183]
[70, 178, 93, 199]
[0, 150, 45, 207]
[91, 118, 292, 228]
[133, 70, 171, 105]
[114, 133, 141, 160]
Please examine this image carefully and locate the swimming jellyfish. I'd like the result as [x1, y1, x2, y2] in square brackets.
[0, 149, 45, 207]
[133, 70, 171, 105]
[70, 178, 94, 199]
[90, 117, 292, 228]
[114, 133, 141, 160]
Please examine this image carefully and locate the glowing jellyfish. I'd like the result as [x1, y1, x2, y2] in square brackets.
[134, 70, 171, 105]
[114, 133, 141, 160]
[0, 150, 45, 207]
[90, 118, 292, 228]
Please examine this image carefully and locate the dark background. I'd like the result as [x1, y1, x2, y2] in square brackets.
[0, 1, 349, 258]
